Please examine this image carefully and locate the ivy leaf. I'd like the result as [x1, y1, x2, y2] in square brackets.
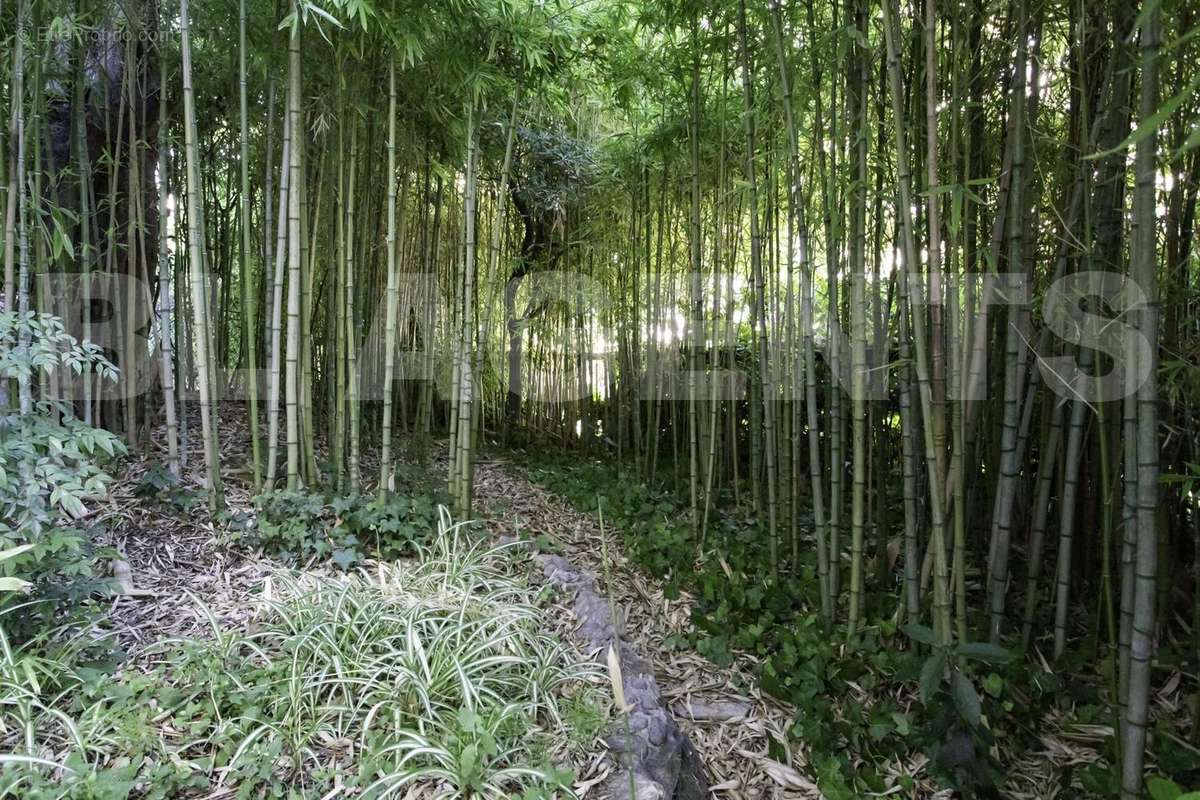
[458, 742, 478, 783]
[330, 548, 357, 570]
[1147, 777, 1183, 800]
[59, 493, 87, 519]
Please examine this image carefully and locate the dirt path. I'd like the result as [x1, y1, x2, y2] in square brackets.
[472, 458, 824, 799]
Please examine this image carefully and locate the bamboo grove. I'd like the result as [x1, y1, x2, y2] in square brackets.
[2, 0, 1199, 794]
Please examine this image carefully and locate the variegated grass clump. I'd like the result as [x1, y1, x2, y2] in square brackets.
[222, 509, 603, 797]
[1, 509, 605, 799]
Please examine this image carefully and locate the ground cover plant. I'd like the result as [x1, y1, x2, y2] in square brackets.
[0, 513, 605, 798]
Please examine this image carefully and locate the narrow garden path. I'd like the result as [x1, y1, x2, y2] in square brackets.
[99, 425, 275, 658]
[472, 458, 824, 799]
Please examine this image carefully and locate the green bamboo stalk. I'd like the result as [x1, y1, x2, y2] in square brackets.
[881, 0, 951, 644]
[239, 0, 262, 490]
[847, 0, 869, 636]
[737, 0, 780, 584]
[379, 57, 400, 500]
[345, 119, 361, 494]
[284, 6, 302, 490]
[987, 0, 1030, 645]
[455, 107, 479, 517]
[687, 15, 703, 538]
[265, 108, 290, 490]
[1120, 5, 1161, 793]
[157, 52, 180, 476]
[180, 0, 224, 509]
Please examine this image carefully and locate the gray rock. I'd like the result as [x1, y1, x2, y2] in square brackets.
[535, 553, 709, 800]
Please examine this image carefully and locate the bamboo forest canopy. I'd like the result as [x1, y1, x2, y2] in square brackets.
[2, 0, 1200, 797]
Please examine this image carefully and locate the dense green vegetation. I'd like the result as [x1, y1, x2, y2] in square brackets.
[244, 484, 447, 567]
[2, 0, 1200, 795]
[4, 515, 601, 798]
[0, 312, 124, 618]
[519, 450, 1199, 797]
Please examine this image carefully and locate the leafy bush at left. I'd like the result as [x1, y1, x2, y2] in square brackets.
[0, 311, 125, 625]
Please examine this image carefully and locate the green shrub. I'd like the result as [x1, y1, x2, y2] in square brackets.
[133, 465, 201, 511]
[0, 312, 124, 624]
[244, 487, 447, 568]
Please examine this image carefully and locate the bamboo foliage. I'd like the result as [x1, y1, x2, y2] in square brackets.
[2, 0, 1193, 792]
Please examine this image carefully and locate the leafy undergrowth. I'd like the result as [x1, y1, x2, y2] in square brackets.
[237, 488, 447, 570]
[1, 512, 607, 799]
[514, 451, 1199, 798]
[206, 460, 454, 571]
[1, 313, 127, 638]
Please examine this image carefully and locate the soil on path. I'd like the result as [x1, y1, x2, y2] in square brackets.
[472, 458, 826, 799]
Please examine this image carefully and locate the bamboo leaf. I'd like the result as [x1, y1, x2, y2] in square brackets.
[1176, 124, 1200, 159]
[606, 644, 627, 713]
[902, 623, 936, 646]
[919, 651, 945, 704]
[951, 670, 982, 728]
[1086, 70, 1200, 160]
[953, 642, 1015, 665]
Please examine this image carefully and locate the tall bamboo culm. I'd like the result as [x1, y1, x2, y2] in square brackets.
[179, 0, 224, 509]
